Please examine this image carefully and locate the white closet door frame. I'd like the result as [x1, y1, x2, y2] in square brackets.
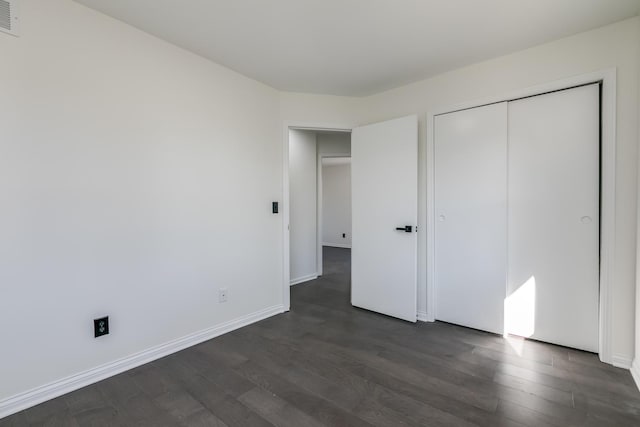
[426, 69, 617, 366]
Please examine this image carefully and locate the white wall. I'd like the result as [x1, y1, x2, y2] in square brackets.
[289, 130, 317, 284]
[0, 0, 282, 406]
[317, 132, 351, 156]
[281, 17, 640, 362]
[322, 162, 352, 247]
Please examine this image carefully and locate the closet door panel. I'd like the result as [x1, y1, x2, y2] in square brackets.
[434, 102, 507, 334]
[507, 84, 599, 352]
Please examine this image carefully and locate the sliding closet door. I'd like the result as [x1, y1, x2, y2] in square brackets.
[434, 103, 507, 334]
[507, 84, 599, 352]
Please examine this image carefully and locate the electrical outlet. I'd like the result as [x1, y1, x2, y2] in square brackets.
[94, 316, 109, 338]
[218, 288, 228, 303]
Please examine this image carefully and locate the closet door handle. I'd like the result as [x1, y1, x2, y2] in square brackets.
[395, 226, 413, 233]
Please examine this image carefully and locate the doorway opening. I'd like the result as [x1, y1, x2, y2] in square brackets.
[286, 128, 352, 309]
[283, 115, 419, 321]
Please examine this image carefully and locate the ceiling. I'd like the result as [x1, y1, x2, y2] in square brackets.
[75, 0, 640, 96]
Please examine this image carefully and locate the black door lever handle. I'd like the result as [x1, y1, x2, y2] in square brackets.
[395, 226, 413, 232]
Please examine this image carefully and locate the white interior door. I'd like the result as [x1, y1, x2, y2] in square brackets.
[507, 84, 599, 352]
[434, 103, 508, 334]
[351, 115, 418, 322]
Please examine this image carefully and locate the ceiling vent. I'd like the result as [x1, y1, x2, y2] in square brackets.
[0, 0, 19, 37]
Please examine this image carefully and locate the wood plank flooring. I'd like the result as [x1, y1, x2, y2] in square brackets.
[2, 247, 639, 426]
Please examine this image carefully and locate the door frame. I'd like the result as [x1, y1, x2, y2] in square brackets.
[425, 69, 617, 365]
[283, 122, 352, 311]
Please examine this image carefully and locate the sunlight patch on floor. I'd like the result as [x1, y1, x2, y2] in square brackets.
[504, 275, 536, 356]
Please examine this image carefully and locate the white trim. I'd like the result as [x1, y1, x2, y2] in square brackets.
[0, 304, 284, 419]
[597, 69, 617, 366]
[417, 310, 429, 322]
[286, 123, 353, 133]
[631, 359, 640, 391]
[322, 243, 352, 249]
[426, 69, 617, 365]
[290, 273, 319, 286]
[283, 122, 353, 311]
[283, 124, 291, 311]
[611, 354, 633, 369]
[317, 153, 323, 277]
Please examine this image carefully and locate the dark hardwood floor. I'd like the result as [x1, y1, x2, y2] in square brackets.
[3, 247, 640, 426]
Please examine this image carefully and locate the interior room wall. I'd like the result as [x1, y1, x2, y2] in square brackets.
[289, 130, 318, 284]
[0, 0, 282, 408]
[322, 161, 352, 248]
[317, 132, 352, 156]
[280, 16, 640, 363]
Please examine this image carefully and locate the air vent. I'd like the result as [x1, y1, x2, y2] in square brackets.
[0, 0, 19, 37]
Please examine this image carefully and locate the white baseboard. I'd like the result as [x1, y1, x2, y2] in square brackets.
[0, 304, 284, 420]
[631, 359, 640, 391]
[290, 274, 318, 286]
[322, 243, 352, 249]
[417, 310, 429, 322]
[611, 354, 633, 369]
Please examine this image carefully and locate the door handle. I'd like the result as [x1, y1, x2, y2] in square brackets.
[395, 226, 413, 233]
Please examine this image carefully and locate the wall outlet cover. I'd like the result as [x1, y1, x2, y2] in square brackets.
[218, 288, 228, 303]
[94, 316, 109, 338]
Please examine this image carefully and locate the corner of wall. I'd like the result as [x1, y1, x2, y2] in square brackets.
[612, 354, 633, 369]
[631, 358, 640, 391]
